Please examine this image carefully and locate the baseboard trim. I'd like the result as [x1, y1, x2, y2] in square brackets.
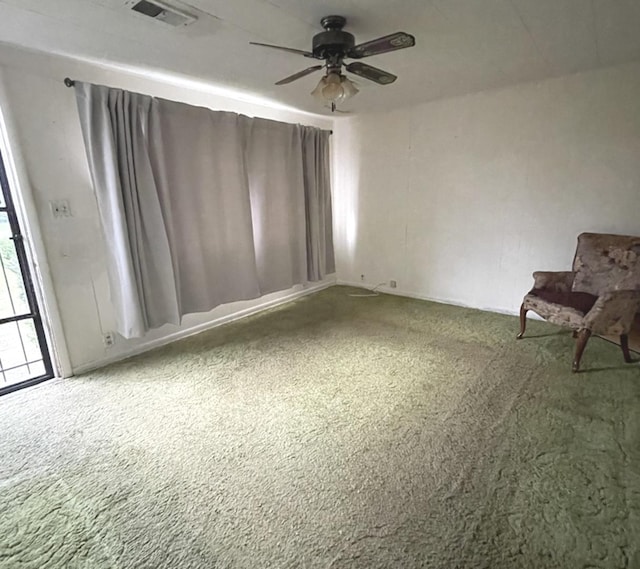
[73, 279, 336, 375]
[335, 279, 538, 319]
[74, 278, 535, 374]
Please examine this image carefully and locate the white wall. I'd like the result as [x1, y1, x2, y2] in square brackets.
[333, 62, 640, 315]
[0, 45, 335, 375]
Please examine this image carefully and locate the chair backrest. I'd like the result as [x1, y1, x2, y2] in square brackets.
[572, 232, 640, 295]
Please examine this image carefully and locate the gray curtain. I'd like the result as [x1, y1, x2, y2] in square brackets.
[74, 82, 334, 338]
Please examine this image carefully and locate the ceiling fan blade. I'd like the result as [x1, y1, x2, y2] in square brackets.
[345, 62, 397, 85]
[275, 65, 324, 85]
[249, 42, 315, 58]
[347, 32, 415, 59]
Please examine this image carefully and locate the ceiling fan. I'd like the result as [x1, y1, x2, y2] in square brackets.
[250, 15, 415, 112]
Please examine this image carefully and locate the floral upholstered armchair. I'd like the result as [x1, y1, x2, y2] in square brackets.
[517, 233, 640, 372]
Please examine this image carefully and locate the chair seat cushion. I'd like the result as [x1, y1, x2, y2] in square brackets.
[530, 289, 598, 314]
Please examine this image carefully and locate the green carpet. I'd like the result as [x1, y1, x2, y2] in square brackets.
[1, 286, 639, 568]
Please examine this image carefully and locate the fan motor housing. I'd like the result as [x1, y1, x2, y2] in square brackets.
[312, 30, 355, 59]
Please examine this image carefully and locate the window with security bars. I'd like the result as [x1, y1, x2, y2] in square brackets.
[0, 149, 53, 395]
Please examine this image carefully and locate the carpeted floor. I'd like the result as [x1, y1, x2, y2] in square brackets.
[1, 286, 639, 569]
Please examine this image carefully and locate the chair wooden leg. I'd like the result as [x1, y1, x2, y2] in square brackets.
[516, 304, 528, 339]
[572, 329, 592, 373]
[620, 334, 633, 363]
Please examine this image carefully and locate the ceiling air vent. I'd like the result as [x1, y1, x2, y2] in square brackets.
[126, 0, 196, 27]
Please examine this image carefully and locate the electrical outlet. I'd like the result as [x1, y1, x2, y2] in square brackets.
[103, 332, 116, 348]
[50, 200, 72, 218]
[390, 280, 397, 288]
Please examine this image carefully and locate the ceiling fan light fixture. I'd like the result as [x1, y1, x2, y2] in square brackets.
[311, 73, 358, 108]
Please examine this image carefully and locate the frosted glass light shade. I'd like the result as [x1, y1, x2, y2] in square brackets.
[340, 75, 359, 100]
[322, 73, 343, 100]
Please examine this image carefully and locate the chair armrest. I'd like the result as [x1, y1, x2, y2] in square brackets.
[531, 271, 575, 293]
[584, 290, 640, 334]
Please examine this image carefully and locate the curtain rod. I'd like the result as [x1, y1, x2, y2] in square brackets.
[63, 77, 332, 133]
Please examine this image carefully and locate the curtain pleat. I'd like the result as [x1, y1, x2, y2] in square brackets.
[302, 128, 335, 281]
[243, 118, 307, 295]
[74, 82, 334, 338]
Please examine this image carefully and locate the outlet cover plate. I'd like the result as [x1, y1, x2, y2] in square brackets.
[50, 200, 72, 218]
[103, 332, 116, 348]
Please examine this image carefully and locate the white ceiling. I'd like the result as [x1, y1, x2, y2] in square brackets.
[1, 0, 640, 115]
